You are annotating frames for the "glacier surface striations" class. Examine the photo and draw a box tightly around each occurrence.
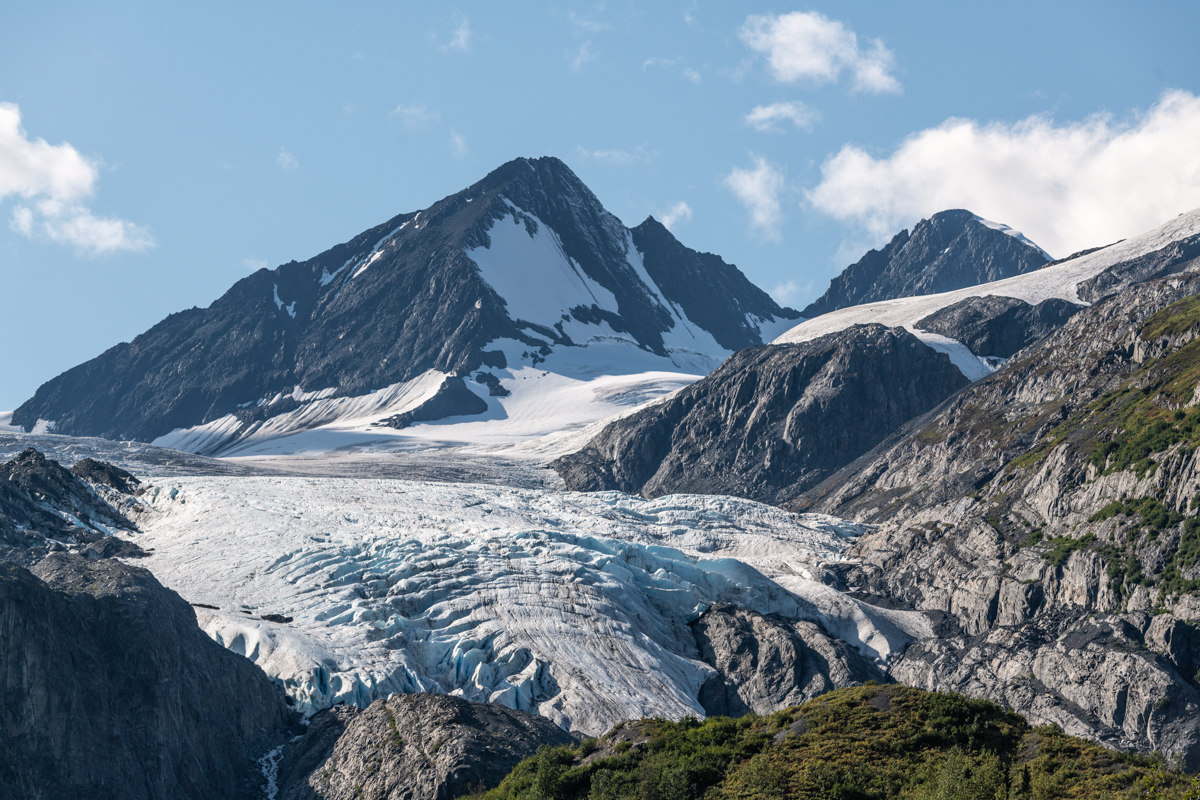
[129,476,926,735]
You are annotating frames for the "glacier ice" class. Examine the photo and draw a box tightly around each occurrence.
[130,477,927,734]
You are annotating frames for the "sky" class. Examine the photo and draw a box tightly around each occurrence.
[2,2,1200,410]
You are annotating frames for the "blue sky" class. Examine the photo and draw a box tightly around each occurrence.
[3,2,1200,410]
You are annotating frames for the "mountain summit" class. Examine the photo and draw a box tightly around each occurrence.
[14,157,797,452]
[800,209,1051,318]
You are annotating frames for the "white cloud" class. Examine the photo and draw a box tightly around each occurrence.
[445,15,473,53]
[573,145,651,165]
[0,102,152,254]
[745,101,820,133]
[725,155,785,241]
[660,201,693,230]
[571,41,596,71]
[808,90,1200,259]
[683,1,699,28]
[391,103,440,130]
[244,258,268,272]
[739,11,900,94]
[642,57,679,69]
[682,68,701,84]
[449,130,469,158]
[769,279,812,305]
[277,148,299,170]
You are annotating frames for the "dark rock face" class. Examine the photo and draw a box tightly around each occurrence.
[274,693,575,800]
[691,604,883,718]
[1076,232,1200,302]
[795,274,1200,766]
[552,324,969,505]
[13,157,794,445]
[914,295,1083,359]
[374,376,489,429]
[69,457,141,494]
[630,216,799,350]
[0,448,139,565]
[800,209,1050,318]
[0,554,293,800]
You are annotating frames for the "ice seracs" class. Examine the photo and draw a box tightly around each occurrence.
[130,477,929,734]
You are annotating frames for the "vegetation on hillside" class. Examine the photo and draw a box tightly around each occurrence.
[465,685,1199,800]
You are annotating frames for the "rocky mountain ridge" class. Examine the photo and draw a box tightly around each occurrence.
[799,209,1051,318]
[552,324,969,504]
[13,157,797,448]
[793,273,1200,766]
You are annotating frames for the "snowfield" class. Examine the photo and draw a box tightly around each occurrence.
[777,206,1200,377]
[146,199,797,462]
[131,477,931,734]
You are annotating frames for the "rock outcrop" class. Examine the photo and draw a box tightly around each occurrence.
[553,324,969,505]
[796,273,1200,766]
[691,604,883,717]
[914,296,1082,359]
[800,209,1049,318]
[0,554,294,799]
[0,448,141,565]
[274,693,575,800]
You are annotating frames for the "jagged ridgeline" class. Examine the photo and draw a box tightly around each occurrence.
[470,685,1199,800]
[11,157,797,449]
[796,273,1200,765]
[799,209,1051,318]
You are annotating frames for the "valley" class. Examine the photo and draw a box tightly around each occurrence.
[5,156,1200,797]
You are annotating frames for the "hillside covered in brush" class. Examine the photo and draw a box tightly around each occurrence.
[471,684,1197,800]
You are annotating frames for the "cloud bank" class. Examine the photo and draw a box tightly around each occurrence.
[740,12,900,94]
[0,102,152,254]
[808,90,1200,258]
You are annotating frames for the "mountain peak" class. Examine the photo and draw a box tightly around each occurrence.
[13,157,797,452]
[800,209,1052,318]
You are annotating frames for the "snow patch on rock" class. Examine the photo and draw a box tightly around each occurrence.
[776,207,1200,379]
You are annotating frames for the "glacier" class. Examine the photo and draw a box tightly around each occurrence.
[128,476,932,735]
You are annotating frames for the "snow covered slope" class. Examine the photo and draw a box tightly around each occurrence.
[777,207,1200,378]
[129,477,931,735]
[15,157,797,455]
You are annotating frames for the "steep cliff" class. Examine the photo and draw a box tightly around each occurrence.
[273,693,575,800]
[797,273,1200,766]
[0,555,293,799]
[553,324,968,504]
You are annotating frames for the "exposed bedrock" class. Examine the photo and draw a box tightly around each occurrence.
[914,295,1083,359]
[0,447,143,565]
[553,323,969,505]
[691,604,884,718]
[796,273,1200,766]
[0,555,293,800]
[274,693,575,800]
